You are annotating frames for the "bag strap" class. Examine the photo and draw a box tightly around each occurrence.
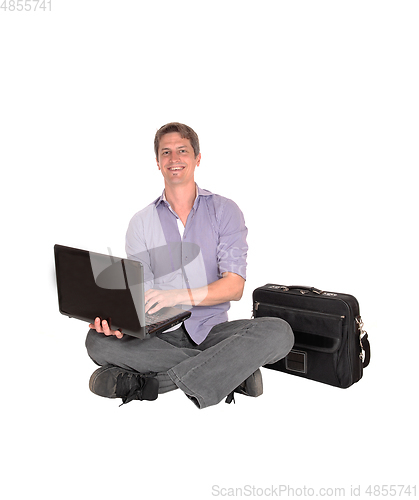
[361,333,371,368]
[356,317,371,368]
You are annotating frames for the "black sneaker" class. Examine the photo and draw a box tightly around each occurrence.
[225,368,263,404]
[89,365,159,405]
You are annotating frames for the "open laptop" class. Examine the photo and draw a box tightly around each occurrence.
[54,244,191,339]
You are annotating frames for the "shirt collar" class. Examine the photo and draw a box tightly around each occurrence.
[155,184,212,207]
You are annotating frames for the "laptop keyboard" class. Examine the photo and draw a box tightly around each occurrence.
[145,308,177,326]
[144,306,190,334]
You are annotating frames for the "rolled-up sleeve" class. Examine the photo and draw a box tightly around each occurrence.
[217,199,248,280]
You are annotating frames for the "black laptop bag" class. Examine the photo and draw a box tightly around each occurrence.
[252,284,371,388]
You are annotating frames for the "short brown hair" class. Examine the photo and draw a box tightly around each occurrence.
[154,122,200,159]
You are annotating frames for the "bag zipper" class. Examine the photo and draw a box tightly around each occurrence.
[253,301,345,319]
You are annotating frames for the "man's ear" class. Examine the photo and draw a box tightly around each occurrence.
[156,158,160,170]
[196,153,201,167]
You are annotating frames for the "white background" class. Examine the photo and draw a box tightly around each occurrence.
[1,1,418,499]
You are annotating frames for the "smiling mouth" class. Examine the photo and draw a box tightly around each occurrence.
[168,166,185,171]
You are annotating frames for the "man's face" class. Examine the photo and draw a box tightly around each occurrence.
[156,132,201,187]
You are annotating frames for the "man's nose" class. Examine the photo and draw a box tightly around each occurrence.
[170,152,180,162]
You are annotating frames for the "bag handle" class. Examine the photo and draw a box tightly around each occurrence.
[286,285,324,295]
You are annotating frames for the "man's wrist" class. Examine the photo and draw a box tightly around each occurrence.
[187,287,195,306]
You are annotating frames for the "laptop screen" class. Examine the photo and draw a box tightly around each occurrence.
[55,245,144,336]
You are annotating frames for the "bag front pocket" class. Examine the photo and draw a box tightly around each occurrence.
[255,302,346,387]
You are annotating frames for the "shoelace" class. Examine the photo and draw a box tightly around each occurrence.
[225,391,235,404]
[116,372,146,406]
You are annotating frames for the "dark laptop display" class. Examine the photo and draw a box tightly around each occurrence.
[54,244,191,338]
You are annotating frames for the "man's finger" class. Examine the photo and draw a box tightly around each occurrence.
[144,289,156,301]
[94,317,103,333]
[102,320,112,336]
[145,300,161,314]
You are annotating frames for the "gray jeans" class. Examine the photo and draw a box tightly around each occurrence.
[85,317,294,409]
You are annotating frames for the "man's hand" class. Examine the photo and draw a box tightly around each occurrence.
[144,273,245,313]
[144,289,183,314]
[89,317,124,339]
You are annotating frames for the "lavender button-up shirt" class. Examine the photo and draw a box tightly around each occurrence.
[125,185,248,344]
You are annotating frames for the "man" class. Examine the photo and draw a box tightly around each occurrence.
[86,122,293,409]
